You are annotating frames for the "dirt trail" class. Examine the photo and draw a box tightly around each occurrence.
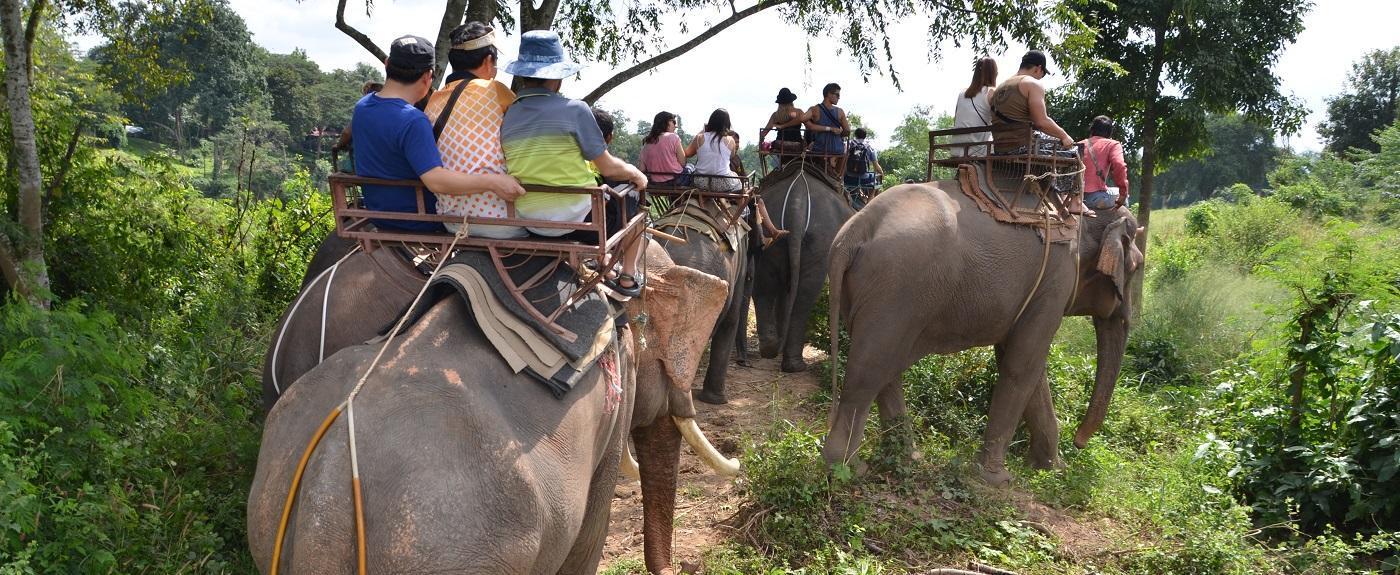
[600,344,827,570]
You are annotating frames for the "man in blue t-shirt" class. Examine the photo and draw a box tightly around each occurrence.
[352,34,523,230]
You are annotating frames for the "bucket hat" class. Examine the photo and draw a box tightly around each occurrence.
[504,30,584,79]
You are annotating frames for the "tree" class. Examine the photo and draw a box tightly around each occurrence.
[877,106,952,186]
[264,49,323,138]
[1052,0,1309,313]
[1,0,51,305]
[1317,47,1400,154]
[333,0,1095,103]
[1154,113,1280,207]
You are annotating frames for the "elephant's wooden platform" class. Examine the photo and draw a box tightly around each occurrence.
[646,177,753,252]
[326,169,646,338]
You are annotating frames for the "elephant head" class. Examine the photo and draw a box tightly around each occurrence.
[1069,207,1145,448]
[623,243,734,573]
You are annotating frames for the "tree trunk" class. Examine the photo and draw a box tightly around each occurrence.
[581,0,797,105]
[1131,21,1168,318]
[432,0,472,88]
[519,0,561,32]
[0,0,50,307]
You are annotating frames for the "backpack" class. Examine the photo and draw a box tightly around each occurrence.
[846,141,870,175]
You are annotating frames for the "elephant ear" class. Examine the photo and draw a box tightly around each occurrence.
[631,252,729,394]
[1096,217,1131,299]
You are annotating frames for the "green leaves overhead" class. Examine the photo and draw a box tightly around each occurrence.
[1318,47,1400,155]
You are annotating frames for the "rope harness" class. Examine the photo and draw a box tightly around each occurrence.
[1009,164,1086,328]
[268,244,363,396]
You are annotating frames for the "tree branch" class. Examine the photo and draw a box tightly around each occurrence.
[48,119,82,199]
[0,234,20,293]
[336,0,386,62]
[581,0,797,104]
[432,0,470,88]
[22,0,43,75]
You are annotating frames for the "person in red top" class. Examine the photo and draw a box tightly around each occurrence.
[1079,115,1130,210]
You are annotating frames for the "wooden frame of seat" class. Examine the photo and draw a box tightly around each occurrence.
[926,125,1084,216]
[328,171,646,342]
[644,172,755,234]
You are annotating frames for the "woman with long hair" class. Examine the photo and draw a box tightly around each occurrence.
[639,110,686,184]
[952,56,998,156]
[760,87,806,167]
[685,109,788,245]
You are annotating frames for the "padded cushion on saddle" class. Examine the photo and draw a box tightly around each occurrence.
[652,199,749,252]
[958,163,1080,244]
[401,251,617,397]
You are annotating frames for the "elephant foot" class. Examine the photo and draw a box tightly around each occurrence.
[780,359,809,373]
[735,357,754,368]
[1027,451,1064,471]
[758,340,780,359]
[694,389,728,405]
[977,464,1013,487]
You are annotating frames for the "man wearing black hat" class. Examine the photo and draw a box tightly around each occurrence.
[351,34,522,231]
[989,50,1074,154]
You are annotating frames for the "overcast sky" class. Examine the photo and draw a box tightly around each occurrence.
[173,0,1400,150]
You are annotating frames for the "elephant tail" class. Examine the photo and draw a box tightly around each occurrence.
[826,241,852,427]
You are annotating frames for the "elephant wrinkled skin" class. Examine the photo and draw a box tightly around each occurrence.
[248,244,734,574]
[824,182,1142,484]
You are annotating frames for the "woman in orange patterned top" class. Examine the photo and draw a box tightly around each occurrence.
[425,22,523,238]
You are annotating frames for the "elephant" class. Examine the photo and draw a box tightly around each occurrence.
[822,182,1143,485]
[753,160,855,372]
[261,242,425,411]
[247,243,737,574]
[653,202,754,404]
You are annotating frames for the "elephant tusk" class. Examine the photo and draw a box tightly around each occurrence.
[672,416,740,477]
[620,441,641,482]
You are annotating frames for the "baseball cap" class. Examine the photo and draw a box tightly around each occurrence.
[1021,50,1052,75]
[387,35,435,74]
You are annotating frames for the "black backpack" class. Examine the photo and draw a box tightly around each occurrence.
[846,141,870,175]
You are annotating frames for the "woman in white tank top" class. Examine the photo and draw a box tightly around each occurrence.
[951,57,998,157]
[685,109,742,192]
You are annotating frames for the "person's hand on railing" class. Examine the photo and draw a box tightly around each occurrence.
[622,164,648,193]
[480,173,526,201]
[1060,136,1076,149]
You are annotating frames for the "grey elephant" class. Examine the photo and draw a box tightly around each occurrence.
[247,244,737,574]
[753,160,854,372]
[262,242,423,410]
[823,183,1142,484]
[654,203,754,404]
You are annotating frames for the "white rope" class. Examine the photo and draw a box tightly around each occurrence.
[269,244,362,395]
[319,262,341,363]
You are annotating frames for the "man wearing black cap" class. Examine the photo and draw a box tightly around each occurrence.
[351,34,522,231]
[989,50,1074,154]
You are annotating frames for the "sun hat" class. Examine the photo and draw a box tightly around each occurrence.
[503,30,584,80]
[775,87,797,104]
[387,35,435,74]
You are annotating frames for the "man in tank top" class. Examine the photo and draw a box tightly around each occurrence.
[989,50,1074,153]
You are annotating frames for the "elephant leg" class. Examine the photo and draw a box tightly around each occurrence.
[696,292,744,405]
[874,380,913,460]
[979,321,1057,486]
[779,262,824,372]
[1022,369,1062,470]
[557,428,626,575]
[755,279,783,359]
[734,272,755,367]
[822,326,909,474]
[632,417,682,575]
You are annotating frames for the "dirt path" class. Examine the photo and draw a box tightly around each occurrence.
[600,343,828,570]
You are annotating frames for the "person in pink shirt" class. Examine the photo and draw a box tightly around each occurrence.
[1079,115,1130,210]
[639,111,686,184]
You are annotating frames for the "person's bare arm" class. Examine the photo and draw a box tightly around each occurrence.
[673,136,686,166]
[839,110,851,137]
[591,150,647,191]
[419,168,524,201]
[1024,80,1073,147]
[803,106,825,132]
[684,133,702,158]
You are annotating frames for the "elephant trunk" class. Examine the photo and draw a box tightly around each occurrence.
[633,418,681,574]
[1075,314,1129,448]
[674,416,741,476]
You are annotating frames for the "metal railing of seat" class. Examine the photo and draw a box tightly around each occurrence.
[926,125,1084,215]
[643,171,755,233]
[326,164,646,342]
[755,126,849,179]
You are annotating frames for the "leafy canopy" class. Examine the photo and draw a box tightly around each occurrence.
[1318,47,1400,155]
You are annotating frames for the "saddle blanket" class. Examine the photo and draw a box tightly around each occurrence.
[958,163,1079,244]
[402,251,618,398]
[652,198,749,252]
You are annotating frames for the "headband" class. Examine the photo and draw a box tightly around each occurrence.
[452,31,496,51]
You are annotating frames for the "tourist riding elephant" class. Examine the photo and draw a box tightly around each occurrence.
[823,182,1142,485]
[247,244,737,574]
[261,242,425,410]
[654,203,754,404]
[753,160,855,372]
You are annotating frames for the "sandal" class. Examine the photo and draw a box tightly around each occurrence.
[604,273,644,298]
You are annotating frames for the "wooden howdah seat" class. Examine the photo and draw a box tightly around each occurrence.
[927,125,1085,228]
[755,126,849,179]
[643,172,755,238]
[326,162,647,337]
